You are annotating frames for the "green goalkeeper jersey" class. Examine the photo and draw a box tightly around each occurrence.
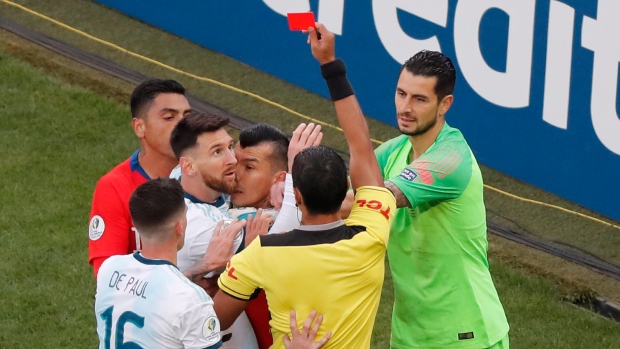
[376,122,509,349]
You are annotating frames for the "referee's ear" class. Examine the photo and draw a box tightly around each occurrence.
[294,188,303,208]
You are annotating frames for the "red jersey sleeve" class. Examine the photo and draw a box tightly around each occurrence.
[88,174,133,277]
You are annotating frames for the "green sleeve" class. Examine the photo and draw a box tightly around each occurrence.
[375,141,392,178]
[388,142,472,208]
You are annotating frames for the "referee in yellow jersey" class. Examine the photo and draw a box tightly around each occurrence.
[214,23,396,349]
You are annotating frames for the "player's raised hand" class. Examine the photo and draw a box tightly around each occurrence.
[283,310,332,349]
[288,123,323,172]
[245,209,275,245]
[306,23,335,65]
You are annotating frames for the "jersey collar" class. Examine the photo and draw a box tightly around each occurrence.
[133,252,177,268]
[297,220,345,231]
[129,150,151,180]
[184,192,226,207]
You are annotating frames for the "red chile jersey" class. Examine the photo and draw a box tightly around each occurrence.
[89,151,150,276]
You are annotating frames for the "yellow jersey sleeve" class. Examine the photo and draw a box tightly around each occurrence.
[344,186,396,245]
[217,238,263,300]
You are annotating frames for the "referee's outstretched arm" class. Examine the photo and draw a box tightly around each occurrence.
[307,23,384,190]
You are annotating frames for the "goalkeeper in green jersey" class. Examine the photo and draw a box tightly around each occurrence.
[373,51,510,348]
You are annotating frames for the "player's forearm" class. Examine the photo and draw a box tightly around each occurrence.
[322,59,384,188]
[333,96,383,188]
[268,174,300,234]
[182,260,220,283]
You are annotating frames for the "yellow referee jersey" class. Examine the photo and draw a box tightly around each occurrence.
[218,186,395,349]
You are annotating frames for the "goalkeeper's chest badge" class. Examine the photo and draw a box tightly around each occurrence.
[89,215,106,241]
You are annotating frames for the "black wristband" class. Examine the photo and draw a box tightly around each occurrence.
[320,59,354,101]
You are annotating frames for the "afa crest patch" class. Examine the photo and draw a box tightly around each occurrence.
[399,168,418,182]
[89,215,105,241]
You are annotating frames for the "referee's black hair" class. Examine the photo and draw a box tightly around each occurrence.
[400,50,456,102]
[129,178,185,237]
[170,111,229,159]
[130,79,186,119]
[292,146,348,215]
[238,124,289,173]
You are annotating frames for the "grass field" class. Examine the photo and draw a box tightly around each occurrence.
[1,0,620,347]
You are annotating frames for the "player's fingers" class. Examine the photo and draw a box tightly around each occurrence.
[301,310,317,335]
[291,123,306,144]
[289,310,298,333]
[308,314,322,339]
[228,219,246,236]
[298,123,314,145]
[306,124,322,146]
[261,216,275,234]
[246,213,254,231]
[213,220,225,237]
[315,331,332,348]
[283,333,292,348]
[313,132,323,147]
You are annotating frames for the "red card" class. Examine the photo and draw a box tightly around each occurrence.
[287,12,316,31]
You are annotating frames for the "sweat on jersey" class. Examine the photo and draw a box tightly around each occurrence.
[375,123,509,349]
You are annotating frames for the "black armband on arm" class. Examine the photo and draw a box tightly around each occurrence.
[320,59,355,101]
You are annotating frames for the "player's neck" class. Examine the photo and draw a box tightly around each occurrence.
[140,245,178,266]
[181,177,222,203]
[300,212,341,226]
[408,119,445,161]
[138,147,178,179]
[253,196,273,209]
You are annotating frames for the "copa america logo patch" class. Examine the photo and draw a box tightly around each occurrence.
[89,215,105,241]
[399,168,418,181]
[202,316,221,342]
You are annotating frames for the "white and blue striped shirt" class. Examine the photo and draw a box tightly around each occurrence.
[95,253,222,349]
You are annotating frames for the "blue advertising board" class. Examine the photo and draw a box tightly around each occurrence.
[95,0,620,221]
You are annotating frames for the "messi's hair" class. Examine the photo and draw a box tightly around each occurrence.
[238,123,290,173]
[170,111,230,159]
[130,79,186,119]
[129,178,185,236]
[292,146,348,215]
[401,50,456,102]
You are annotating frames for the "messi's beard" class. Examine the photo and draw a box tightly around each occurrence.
[200,171,236,195]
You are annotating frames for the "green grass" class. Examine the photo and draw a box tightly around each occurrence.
[2,37,620,349]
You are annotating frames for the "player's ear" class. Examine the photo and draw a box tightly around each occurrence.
[438,94,454,117]
[175,210,187,238]
[273,170,287,184]
[294,187,303,207]
[180,156,195,176]
[132,117,145,139]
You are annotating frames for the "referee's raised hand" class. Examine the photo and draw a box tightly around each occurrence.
[306,23,335,65]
